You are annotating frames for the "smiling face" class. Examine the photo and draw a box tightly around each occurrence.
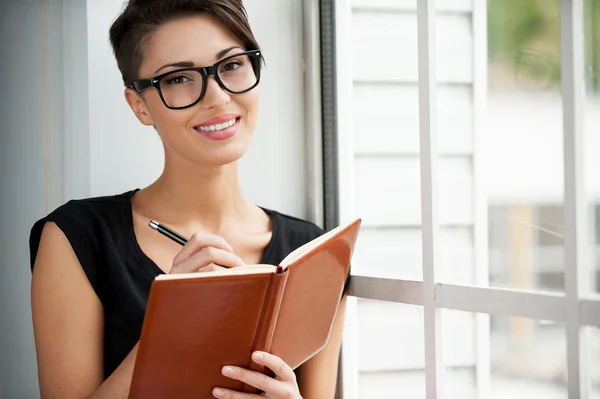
[125,14,261,167]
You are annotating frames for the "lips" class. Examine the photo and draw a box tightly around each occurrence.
[193,117,240,141]
[194,114,241,130]
[194,117,238,133]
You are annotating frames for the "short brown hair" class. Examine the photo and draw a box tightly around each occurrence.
[109,0,261,87]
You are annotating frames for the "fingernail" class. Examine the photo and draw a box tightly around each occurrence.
[253,352,264,361]
[222,366,234,376]
[213,388,224,398]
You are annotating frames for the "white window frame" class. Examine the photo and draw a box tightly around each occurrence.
[302,0,600,398]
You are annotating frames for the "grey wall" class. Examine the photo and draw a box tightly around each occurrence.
[0,0,310,397]
[0,1,60,397]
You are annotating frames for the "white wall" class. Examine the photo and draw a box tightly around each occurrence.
[0,0,311,397]
[62,1,91,201]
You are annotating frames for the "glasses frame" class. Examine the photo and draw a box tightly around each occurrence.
[129,49,263,110]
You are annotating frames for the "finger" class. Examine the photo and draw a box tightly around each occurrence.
[174,232,234,263]
[219,366,290,398]
[251,351,297,383]
[197,263,229,273]
[189,247,246,269]
[173,232,234,264]
[172,247,245,274]
[211,387,261,399]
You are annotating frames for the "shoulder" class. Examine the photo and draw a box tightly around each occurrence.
[264,208,352,296]
[29,190,136,271]
[29,190,137,303]
[260,208,325,265]
[33,190,134,224]
[268,209,325,246]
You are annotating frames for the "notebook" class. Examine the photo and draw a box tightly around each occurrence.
[128,218,361,399]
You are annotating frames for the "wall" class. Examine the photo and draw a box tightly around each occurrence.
[0,1,64,397]
[0,0,310,396]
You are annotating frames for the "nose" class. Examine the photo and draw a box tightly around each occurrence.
[200,76,230,109]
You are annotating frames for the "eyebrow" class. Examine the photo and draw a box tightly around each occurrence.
[154,46,245,74]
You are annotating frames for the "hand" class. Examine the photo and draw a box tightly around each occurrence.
[212,351,302,399]
[170,231,246,274]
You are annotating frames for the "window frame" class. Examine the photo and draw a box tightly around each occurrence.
[304,0,600,397]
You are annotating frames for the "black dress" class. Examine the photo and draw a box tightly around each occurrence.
[29,189,350,379]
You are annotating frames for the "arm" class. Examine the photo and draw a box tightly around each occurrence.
[296,294,348,399]
[31,222,137,399]
[31,222,245,399]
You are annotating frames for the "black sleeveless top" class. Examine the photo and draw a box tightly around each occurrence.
[28,190,350,379]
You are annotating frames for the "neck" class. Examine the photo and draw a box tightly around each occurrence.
[139,156,253,231]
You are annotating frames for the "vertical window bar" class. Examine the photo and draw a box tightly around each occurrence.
[303,0,324,228]
[320,0,340,232]
[327,0,358,397]
[561,0,591,397]
[417,1,444,397]
[472,1,491,397]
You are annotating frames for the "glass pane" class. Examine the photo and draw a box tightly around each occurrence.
[444,310,567,398]
[356,299,425,398]
[349,2,421,281]
[490,315,566,398]
[584,0,600,293]
[592,327,600,397]
[348,1,475,281]
[442,310,477,398]
[486,0,565,292]
[489,205,565,291]
[595,205,600,292]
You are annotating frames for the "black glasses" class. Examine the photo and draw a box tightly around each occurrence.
[129,49,263,110]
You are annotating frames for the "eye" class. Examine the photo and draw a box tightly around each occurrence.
[221,60,243,73]
[165,75,191,85]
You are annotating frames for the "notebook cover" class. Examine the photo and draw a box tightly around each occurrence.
[241,270,288,394]
[269,218,361,369]
[129,272,278,399]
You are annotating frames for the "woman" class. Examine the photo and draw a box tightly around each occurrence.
[29,1,348,398]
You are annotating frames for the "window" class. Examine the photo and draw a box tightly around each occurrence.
[316,0,600,397]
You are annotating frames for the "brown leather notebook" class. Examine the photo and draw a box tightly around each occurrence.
[128,218,361,399]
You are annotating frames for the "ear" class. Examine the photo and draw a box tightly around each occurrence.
[124,88,155,126]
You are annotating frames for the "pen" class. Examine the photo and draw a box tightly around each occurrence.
[149,220,188,246]
[148,220,233,269]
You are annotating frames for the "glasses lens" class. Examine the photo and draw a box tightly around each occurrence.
[159,70,204,108]
[217,53,259,93]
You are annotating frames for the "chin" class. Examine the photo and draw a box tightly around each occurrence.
[168,126,254,167]
[196,143,250,167]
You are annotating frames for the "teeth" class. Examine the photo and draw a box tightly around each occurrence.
[197,118,237,132]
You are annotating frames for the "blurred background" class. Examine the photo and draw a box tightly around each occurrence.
[1,0,599,398]
[347,0,600,397]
